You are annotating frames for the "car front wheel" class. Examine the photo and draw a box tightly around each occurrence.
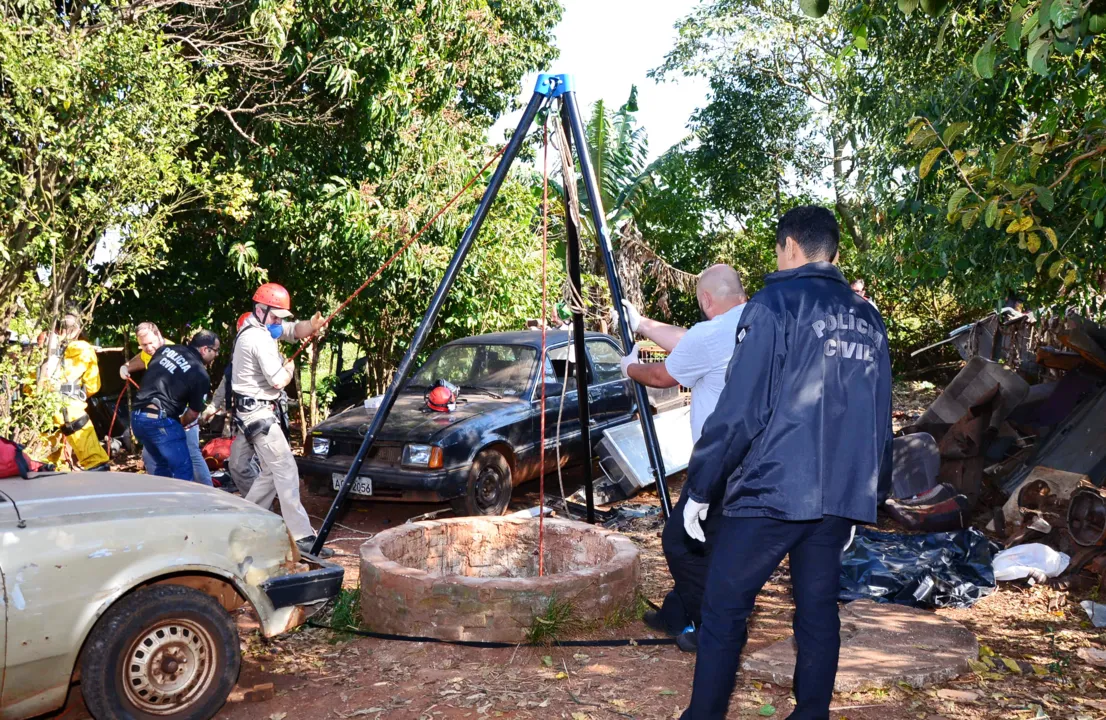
[80,584,241,720]
[451,449,512,516]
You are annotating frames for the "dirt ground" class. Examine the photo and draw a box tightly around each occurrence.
[55,381,1106,719]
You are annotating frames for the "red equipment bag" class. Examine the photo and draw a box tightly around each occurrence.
[202,436,235,471]
[0,437,43,479]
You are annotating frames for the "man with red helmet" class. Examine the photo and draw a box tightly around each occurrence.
[228,283,328,555]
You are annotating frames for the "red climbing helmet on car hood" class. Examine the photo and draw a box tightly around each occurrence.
[425,380,459,412]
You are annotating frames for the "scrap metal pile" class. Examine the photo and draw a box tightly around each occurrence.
[889,309,1106,599]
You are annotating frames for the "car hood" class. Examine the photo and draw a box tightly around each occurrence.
[0,471,276,523]
[313,391,526,442]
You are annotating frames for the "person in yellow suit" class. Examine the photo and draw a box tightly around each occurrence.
[38,313,111,471]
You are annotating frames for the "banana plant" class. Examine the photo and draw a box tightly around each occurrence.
[551,86,691,245]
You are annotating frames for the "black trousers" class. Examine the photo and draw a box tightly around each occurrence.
[682,514,854,720]
[656,488,724,634]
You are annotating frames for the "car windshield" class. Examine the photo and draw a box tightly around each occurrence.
[408,344,537,397]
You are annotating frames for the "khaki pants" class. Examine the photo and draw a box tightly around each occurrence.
[230,421,314,541]
[227,433,261,497]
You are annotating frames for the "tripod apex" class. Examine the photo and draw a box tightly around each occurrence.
[535,73,575,97]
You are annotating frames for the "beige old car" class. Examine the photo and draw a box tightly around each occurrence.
[0,471,343,720]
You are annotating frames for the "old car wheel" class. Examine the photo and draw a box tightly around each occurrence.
[451,450,512,516]
[80,585,241,720]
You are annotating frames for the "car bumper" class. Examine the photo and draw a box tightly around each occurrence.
[296,455,472,501]
[260,552,344,609]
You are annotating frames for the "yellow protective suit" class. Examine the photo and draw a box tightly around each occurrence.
[43,340,110,470]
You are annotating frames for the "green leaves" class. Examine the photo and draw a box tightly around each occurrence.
[1005,19,1023,49]
[1027,38,1051,74]
[853,25,869,51]
[984,198,1000,228]
[898,0,921,16]
[994,144,1018,174]
[942,122,971,146]
[907,123,939,148]
[1048,0,1079,29]
[1041,227,1058,248]
[920,0,948,17]
[799,0,830,18]
[919,147,943,178]
[972,39,996,79]
[960,207,980,229]
[1034,185,1054,211]
[948,188,971,216]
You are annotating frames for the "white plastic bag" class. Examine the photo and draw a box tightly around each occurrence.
[992,543,1070,583]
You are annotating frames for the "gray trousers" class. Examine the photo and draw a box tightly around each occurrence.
[229,420,314,541]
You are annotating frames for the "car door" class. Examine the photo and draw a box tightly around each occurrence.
[0,560,6,699]
[584,338,635,432]
[536,344,585,470]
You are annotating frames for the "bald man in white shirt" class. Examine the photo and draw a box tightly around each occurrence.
[616,264,748,652]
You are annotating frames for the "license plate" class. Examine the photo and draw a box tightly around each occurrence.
[333,472,372,496]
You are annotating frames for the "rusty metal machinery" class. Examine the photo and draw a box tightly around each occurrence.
[1068,484,1106,547]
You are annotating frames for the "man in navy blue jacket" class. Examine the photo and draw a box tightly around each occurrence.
[680,206,892,720]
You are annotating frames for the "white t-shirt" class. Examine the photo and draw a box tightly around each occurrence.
[664,303,746,443]
[231,317,297,401]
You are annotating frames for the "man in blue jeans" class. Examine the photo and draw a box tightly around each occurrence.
[122,322,214,486]
[131,331,220,481]
[680,207,893,720]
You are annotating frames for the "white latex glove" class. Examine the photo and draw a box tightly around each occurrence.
[199,404,217,424]
[619,342,640,379]
[119,364,131,380]
[842,524,856,555]
[613,299,642,333]
[683,498,709,542]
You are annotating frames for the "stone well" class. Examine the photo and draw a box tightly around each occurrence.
[359,517,640,642]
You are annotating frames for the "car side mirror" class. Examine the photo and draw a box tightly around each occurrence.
[540,381,564,398]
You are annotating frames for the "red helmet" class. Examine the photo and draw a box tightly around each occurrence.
[236,312,252,331]
[426,385,455,413]
[253,283,291,310]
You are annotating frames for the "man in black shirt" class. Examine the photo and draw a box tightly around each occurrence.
[131,330,220,481]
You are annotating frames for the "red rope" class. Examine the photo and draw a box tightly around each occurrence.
[287,143,510,363]
[538,120,549,577]
[105,376,140,456]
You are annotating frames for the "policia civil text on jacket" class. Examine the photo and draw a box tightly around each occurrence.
[679,206,893,720]
[131,331,220,481]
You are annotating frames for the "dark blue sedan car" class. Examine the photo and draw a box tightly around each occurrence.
[296,331,679,515]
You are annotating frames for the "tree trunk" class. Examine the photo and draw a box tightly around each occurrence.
[293,360,308,448]
[308,341,320,427]
[832,135,869,253]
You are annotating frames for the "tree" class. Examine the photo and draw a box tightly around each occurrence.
[0,1,248,321]
[688,70,820,220]
[889,0,1106,311]
[87,0,562,392]
[653,0,874,250]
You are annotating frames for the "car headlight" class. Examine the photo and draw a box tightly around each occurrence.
[311,437,330,456]
[402,444,443,469]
